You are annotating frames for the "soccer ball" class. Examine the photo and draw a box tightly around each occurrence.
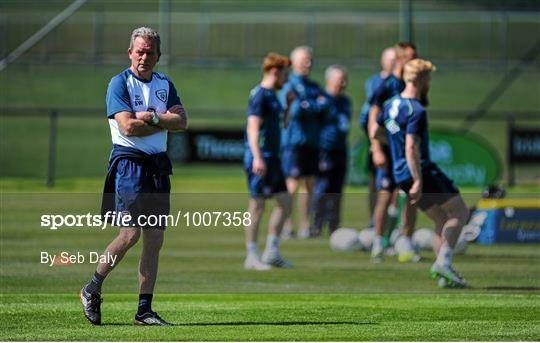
[357,227,375,251]
[412,227,468,254]
[412,228,435,250]
[330,228,361,252]
[438,277,449,288]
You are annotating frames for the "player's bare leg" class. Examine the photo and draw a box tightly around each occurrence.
[401,200,416,237]
[439,195,469,248]
[286,177,300,194]
[268,192,292,237]
[244,197,270,270]
[425,195,469,287]
[371,189,392,262]
[246,197,265,246]
[139,228,164,294]
[135,228,167,322]
[398,200,419,262]
[132,228,172,326]
[262,192,293,268]
[81,228,141,325]
[367,173,377,227]
[281,177,300,239]
[96,228,141,276]
[297,176,315,238]
[425,205,446,255]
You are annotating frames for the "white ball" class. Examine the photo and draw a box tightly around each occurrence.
[357,227,375,251]
[438,277,448,288]
[330,228,361,252]
[412,228,435,251]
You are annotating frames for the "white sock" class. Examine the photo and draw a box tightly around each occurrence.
[265,234,279,253]
[246,242,258,257]
[372,235,383,251]
[402,236,414,252]
[387,205,399,217]
[436,242,453,267]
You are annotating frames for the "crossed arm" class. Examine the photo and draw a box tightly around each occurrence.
[114,104,188,137]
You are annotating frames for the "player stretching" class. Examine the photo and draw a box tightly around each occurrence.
[243,53,293,270]
[374,59,469,288]
[81,27,188,325]
[368,42,418,263]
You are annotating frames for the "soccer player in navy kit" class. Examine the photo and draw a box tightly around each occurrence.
[279,46,326,239]
[311,65,351,236]
[368,42,418,263]
[80,27,188,326]
[359,47,396,225]
[244,53,293,270]
[374,59,469,288]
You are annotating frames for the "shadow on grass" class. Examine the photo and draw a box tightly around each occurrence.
[102,321,376,327]
[482,286,540,291]
[464,253,539,261]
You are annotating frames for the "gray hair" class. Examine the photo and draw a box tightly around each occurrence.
[290,45,313,60]
[325,64,347,80]
[129,27,161,55]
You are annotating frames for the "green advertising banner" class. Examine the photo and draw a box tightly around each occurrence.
[350,129,502,187]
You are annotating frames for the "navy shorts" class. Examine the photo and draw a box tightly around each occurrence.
[362,127,376,174]
[114,159,171,229]
[400,164,459,211]
[375,145,396,191]
[367,151,376,174]
[316,149,347,194]
[245,156,287,198]
[282,146,319,178]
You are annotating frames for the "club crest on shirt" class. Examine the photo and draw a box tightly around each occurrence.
[155,89,167,103]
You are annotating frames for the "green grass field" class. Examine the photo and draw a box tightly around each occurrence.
[1,168,539,341]
[2,1,539,339]
[2,294,539,341]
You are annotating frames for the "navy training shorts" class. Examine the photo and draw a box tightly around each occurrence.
[244,155,287,198]
[400,163,459,211]
[114,158,171,229]
[375,145,396,192]
[281,146,319,179]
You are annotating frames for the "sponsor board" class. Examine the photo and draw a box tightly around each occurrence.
[351,129,502,186]
[475,199,540,244]
[168,130,244,163]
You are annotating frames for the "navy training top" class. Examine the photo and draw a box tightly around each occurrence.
[377,96,431,184]
[244,85,283,159]
[359,73,384,134]
[320,93,352,151]
[279,73,326,149]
